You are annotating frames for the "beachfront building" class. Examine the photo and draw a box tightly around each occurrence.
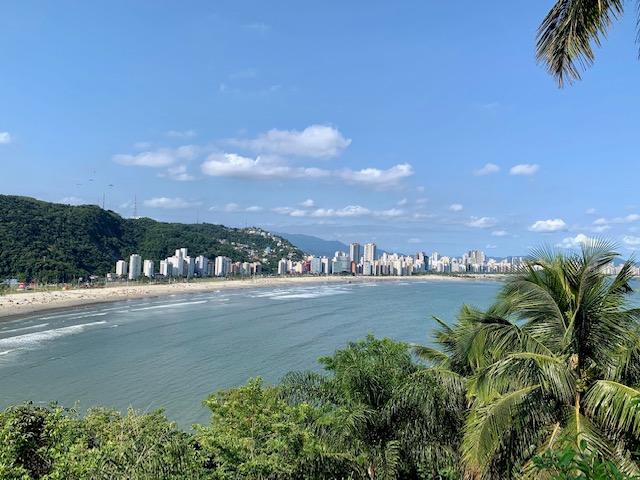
[331,252,350,274]
[349,243,361,265]
[214,256,231,277]
[115,260,128,277]
[364,243,377,263]
[195,255,209,277]
[143,259,154,278]
[129,254,142,280]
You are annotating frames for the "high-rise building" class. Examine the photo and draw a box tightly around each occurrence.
[214,256,231,277]
[115,260,128,277]
[364,243,377,263]
[143,259,154,278]
[129,254,142,280]
[349,243,361,265]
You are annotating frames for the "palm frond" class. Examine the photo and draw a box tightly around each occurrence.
[476,352,576,405]
[583,380,640,437]
[461,385,543,477]
[536,0,625,87]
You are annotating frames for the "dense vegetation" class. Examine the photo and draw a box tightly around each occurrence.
[0,195,304,281]
[1,240,639,479]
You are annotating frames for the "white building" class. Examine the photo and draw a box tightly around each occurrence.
[214,256,231,277]
[364,243,377,263]
[143,259,154,278]
[115,260,128,277]
[129,254,142,280]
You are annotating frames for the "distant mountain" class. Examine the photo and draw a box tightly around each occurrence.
[275,233,350,258]
[0,195,304,281]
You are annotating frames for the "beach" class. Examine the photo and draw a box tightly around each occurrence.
[0,274,500,321]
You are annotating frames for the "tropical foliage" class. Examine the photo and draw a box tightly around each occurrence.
[280,336,465,479]
[417,239,640,478]
[536,0,633,86]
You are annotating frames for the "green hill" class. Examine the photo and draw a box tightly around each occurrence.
[0,195,304,282]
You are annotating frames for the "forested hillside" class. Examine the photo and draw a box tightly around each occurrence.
[0,195,303,281]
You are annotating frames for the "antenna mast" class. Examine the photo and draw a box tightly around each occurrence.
[132,196,138,219]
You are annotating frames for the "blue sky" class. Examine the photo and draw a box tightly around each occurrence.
[1,1,639,257]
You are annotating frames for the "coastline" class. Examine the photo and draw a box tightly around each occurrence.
[0,274,504,322]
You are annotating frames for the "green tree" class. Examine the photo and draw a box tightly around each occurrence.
[418,240,640,478]
[281,336,465,480]
[196,377,351,479]
[536,0,631,86]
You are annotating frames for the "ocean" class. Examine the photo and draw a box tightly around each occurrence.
[0,280,500,428]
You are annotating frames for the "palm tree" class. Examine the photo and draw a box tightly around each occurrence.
[280,335,466,480]
[418,239,640,478]
[536,0,631,86]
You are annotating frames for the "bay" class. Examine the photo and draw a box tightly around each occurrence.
[0,280,500,428]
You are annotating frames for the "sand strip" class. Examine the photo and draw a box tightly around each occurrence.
[0,274,502,321]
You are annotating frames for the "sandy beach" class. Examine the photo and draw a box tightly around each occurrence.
[0,274,501,321]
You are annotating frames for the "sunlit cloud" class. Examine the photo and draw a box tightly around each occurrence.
[228,124,351,159]
[510,164,539,176]
[300,199,315,207]
[448,204,463,212]
[201,153,329,180]
[473,163,500,176]
[0,132,11,144]
[114,146,199,168]
[557,233,590,249]
[468,217,498,228]
[529,219,567,232]
[339,164,413,190]
[144,197,202,209]
[491,230,509,237]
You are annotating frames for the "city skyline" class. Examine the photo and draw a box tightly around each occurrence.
[1,2,639,257]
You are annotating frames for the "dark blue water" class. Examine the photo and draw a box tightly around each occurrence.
[0,280,499,427]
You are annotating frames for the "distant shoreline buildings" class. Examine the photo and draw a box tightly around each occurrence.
[111,241,637,281]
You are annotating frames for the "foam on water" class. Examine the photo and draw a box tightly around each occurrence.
[0,321,107,351]
[1,323,49,335]
[130,300,208,311]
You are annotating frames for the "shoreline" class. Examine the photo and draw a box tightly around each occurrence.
[0,274,504,322]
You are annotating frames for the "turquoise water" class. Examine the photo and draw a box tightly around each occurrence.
[0,280,500,428]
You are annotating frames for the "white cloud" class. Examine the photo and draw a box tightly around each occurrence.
[485,244,498,249]
[300,199,315,207]
[209,203,243,213]
[586,208,597,215]
[557,234,590,249]
[163,165,195,181]
[468,217,498,228]
[0,132,11,144]
[396,198,408,206]
[144,197,201,209]
[473,163,500,176]
[491,230,509,237]
[510,164,539,176]
[134,141,151,150]
[407,238,421,244]
[272,205,403,219]
[591,225,610,233]
[59,196,85,205]
[415,198,428,206]
[229,124,351,159]
[623,235,640,247]
[201,153,329,180]
[246,206,264,212]
[167,130,197,138]
[594,214,640,226]
[339,164,413,189]
[529,219,567,232]
[114,146,199,168]
[448,204,463,212]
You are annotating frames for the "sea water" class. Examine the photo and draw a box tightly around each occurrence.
[0,280,500,428]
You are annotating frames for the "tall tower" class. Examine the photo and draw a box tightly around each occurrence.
[364,243,377,263]
[349,243,361,264]
[132,196,138,219]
